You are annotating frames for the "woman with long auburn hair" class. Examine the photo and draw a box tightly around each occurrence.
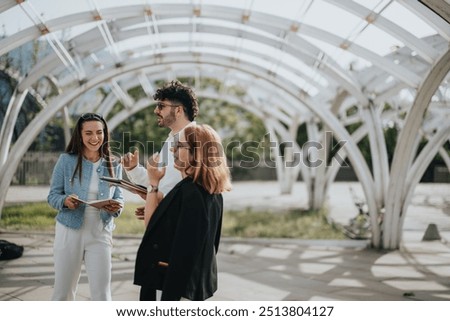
[134,124,231,301]
[177,124,232,194]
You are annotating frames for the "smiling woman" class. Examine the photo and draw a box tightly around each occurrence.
[80,120,104,160]
[65,113,112,181]
[46,113,124,301]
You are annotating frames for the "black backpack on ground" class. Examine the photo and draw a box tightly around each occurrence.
[0,240,24,260]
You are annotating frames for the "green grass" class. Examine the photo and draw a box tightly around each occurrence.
[222,208,345,239]
[0,202,57,231]
[0,202,345,239]
[0,202,146,235]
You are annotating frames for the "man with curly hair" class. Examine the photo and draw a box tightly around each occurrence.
[122,80,199,197]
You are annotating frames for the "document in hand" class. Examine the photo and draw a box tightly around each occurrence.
[100,176,147,194]
[71,197,121,210]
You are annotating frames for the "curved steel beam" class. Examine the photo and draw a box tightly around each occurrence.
[49,50,317,116]
[92,70,296,128]
[0,0,15,13]
[0,57,375,227]
[399,0,450,40]
[20,22,352,103]
[326,0,439,63]
[2,3,424,99]
[0,88,29,165]
[384,48,450,249]
[400,124,450,242]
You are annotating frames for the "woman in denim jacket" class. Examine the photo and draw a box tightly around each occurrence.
[47,113,123,300]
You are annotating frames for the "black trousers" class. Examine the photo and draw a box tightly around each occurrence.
[139,285,157,301]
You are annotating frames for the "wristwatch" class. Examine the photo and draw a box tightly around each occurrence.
[147,184,159,193]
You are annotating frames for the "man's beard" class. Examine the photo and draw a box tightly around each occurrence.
[158,110,176,128]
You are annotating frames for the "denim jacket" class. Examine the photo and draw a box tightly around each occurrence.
[47,153,124,231]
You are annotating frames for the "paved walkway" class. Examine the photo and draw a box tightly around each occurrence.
[1,181,450,301]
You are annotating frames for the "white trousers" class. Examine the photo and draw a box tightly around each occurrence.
[52,213,113,301]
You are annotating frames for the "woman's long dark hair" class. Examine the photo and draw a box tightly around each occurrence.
[65,113,115,182]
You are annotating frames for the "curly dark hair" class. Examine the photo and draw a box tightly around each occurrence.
[153,80,199,121]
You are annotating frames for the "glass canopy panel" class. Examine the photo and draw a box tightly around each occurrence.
[0,0,94,36]
[191,32,329,91]
[0,0,447,104]
[381,1,438,38]
[0,5,33,35]
[251,0,305,21]
[93,0,154,10]
[354,0,392,11]
[26,0,90,21]
[61,22,100,40]
[302,1,364,40]
[202,0,250,11]
[301,35,372,71]
[353,24,405,57]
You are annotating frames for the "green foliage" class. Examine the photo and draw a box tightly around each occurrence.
[344,121,400,171]
[356,136,372,171]
[296,123,309,147]
[2,66,448,178]
[32,116,66,151]
[346,105,358,117]
[111,106,169,160]
[384,126,398,164]
[114,203,146,235]
[111,77,269,163]
[1,70,48,149]
[196,99,267,160]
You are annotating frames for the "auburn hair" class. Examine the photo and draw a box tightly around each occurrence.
[183,124,231,194]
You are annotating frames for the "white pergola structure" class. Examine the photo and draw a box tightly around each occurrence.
[0,0,449,250]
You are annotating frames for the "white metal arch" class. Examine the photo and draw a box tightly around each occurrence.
[384,48,450,249]
[1,3,430,97]
[0,56,377,238]
[3,0,440,159]
[398,0,450,40]
[16,14,365,103]
[92,68,298,128]
[0,0,449,250]
[327,0,440,63]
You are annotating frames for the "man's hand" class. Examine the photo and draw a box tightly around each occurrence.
[122,150,139,170]
[147,152,166,186]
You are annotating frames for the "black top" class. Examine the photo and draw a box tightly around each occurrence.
[134,177,223,301]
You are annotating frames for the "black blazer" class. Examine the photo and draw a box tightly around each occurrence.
[134,177,223,301]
